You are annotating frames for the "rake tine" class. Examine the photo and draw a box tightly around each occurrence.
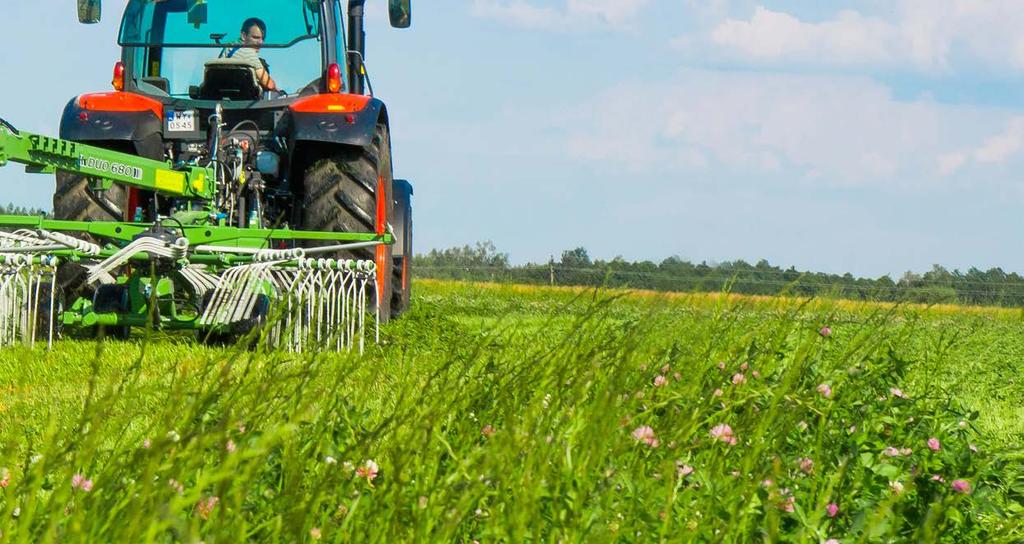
[46,267,56,349]
[0,255,55,348]
[190,255,380,353]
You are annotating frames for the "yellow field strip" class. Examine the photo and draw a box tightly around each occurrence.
[416,279,1024,319]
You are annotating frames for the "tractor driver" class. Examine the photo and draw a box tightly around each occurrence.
[219,17,278,92]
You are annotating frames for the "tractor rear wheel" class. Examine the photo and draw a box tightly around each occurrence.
[53,139,132,223]
[52,141,129,300]
[300,124,402,321]
[53,171,127,224]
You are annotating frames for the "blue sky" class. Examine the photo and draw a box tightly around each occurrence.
[3,1,1024,278]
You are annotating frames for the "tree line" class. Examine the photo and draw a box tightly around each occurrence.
[1,203,48,217]
[414,242,1024,308]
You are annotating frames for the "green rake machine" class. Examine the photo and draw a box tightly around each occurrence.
[0,0,415,351]
[0,119,388,352]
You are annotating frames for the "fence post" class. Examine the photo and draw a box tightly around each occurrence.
[549,256,555,286]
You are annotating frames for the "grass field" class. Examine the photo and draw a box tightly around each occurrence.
[0,279,1023,542]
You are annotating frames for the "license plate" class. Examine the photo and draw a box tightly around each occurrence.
[166,110,196,132]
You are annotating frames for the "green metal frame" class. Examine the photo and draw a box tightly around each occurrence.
[0,124,213,201]
[0,216,392,250]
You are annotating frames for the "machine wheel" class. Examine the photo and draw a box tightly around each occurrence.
[34,282,64,343]
[301,123,401,321]
[52,142,130,301]
[230,294,272,338]
[199,291,271,346]
[92,283,131,340]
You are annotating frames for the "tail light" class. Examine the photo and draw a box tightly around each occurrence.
[112,61,125,91]
[326,63,342,93]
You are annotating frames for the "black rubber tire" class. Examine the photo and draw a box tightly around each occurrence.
[230,294,272,338]
[300,124,400,321]
[92,283,131,340]
[199,291,271,347]
[34,282,64,343]
[53,171,127,224]
[52,142,130,302]
[52,138,133,223]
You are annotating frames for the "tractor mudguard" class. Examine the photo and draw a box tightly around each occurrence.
[289,97,386,148]
[59,96,164,159]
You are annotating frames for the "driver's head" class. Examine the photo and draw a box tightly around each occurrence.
[240,17,267,50]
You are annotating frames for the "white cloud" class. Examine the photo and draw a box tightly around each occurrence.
[556,70,1010,186]
[690,1,1024,73]
[710,7,896,66]
[470,0,650,30]
[566,0,650,26]
[940,117,1024,174]
[974,118,1024,163]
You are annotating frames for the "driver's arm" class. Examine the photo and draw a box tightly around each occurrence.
[255,65,277,91]
[237,49,277,91]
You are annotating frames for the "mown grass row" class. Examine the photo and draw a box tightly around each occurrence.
[0,280,1021,542]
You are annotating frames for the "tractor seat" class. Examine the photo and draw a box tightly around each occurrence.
[197,58,261,101]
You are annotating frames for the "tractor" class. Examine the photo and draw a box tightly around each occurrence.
[0,0,414,350]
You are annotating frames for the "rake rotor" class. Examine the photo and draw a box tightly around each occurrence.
[0,120,400,353]
[0,226,383,352]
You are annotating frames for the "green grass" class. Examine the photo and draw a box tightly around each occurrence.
[0,280,1022,542]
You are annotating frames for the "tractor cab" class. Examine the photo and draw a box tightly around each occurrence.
[116,0,336,102]
[79,0,409,101]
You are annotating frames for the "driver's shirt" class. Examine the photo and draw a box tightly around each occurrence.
[218,46,263,73]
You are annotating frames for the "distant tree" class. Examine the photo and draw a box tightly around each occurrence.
[923,264,953,286]
[414,240,509,269]
[560,247,591,268]
[2,203,48,217]
[899,271,921,287]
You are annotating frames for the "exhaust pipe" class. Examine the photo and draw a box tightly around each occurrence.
[347,0,367,95]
